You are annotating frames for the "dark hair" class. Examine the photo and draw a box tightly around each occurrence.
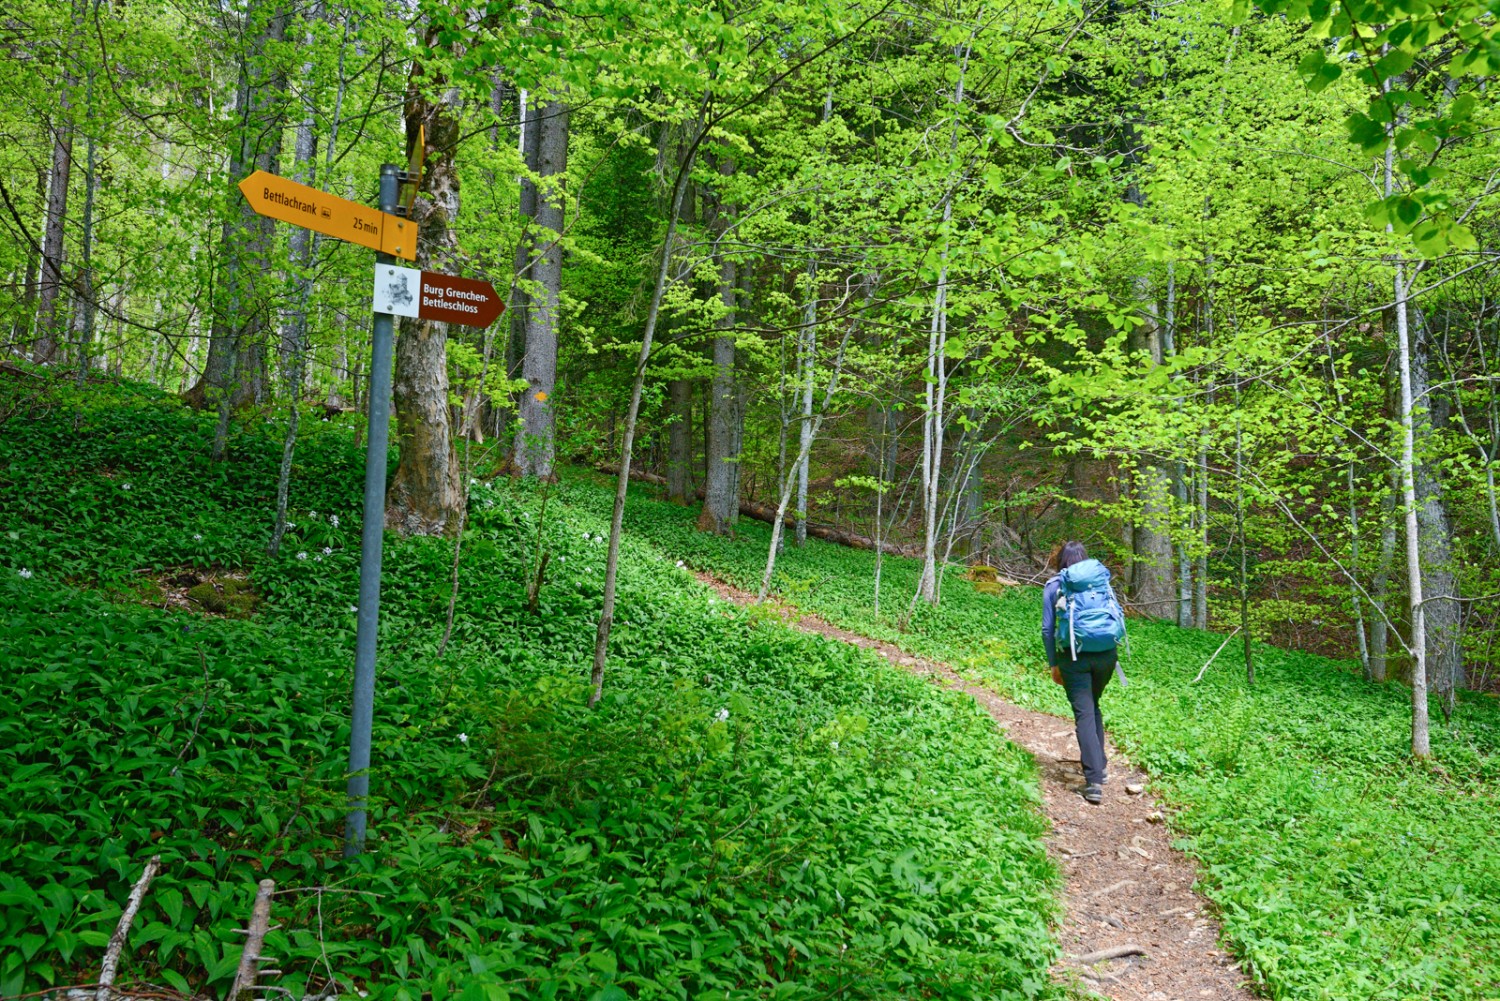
[1049,541,1087,572]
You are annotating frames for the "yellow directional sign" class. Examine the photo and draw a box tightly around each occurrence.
[400,124,426,215]
[237,170,416,261]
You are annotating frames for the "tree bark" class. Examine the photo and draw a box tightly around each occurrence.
[1369,471,1398,682]
[1413,314,1462,717]
[187,2,287,423]
[666,377,692,503]
[11,172,42,347]
[759,325,856,600]
[386,44,464,537]
[1163,262,1194,628]
[1393,256,1430,757]
[270,3,331,557]
[1127,275,1177,617]
[513,98,569,477]
[794,259,817,547]
[698,158,741,534]
[34,5,80,364]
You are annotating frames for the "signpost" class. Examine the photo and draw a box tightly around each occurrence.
[237,170,416,261]
[372,266,504,328]
[399,125,427,217]
[239,159,505,857]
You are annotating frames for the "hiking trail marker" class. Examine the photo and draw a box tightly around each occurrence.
[238,170,416,261]
[240,159,503,859]
[372,265,504,328]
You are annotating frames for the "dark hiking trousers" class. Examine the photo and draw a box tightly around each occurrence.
[1058,648,1116,785]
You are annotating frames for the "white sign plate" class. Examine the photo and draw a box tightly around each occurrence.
[373,265,421,318]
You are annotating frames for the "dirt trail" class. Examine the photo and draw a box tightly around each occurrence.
[696,573,1256,1001]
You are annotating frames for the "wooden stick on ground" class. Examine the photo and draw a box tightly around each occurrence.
[97,854,161,1001]
[228,879,277,1001]
[1193,626,1242,683]
[1071,943,1146,964]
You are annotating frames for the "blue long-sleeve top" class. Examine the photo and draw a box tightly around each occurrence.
[1041,575,1063,666]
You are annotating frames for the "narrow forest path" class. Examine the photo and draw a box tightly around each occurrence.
[694,572,1256,1001]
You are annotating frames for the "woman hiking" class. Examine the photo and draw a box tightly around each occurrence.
[1042,541,1127,806]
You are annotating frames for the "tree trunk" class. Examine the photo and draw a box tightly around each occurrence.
[699,161,740,534]
[666,378,692,503]
[592,106,705,708]
[794,259,816,547]
[386,49,463,537]
[758,326,856,600]
[34,9,79,364]
[513,98,568,477]
[1127,275,1177,616]
[11,172,42,346]
[918,42,970,606]
[1413,315,1462,717]
[958,440,984,558]
[72,54,99,387]
[187,2,287,423]
[270,4,329,557]
[1393,256,1430,757]
[1369,472,1398,682]
[1163,262,1194,628]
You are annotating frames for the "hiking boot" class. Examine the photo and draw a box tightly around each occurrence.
[1082,783,1103,805]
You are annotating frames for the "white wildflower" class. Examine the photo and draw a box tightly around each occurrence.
[714,707,729,723]
[17,568,33,579]
[329,514,340,528]
[193,533,203,542]
[458,732,469,744]
[348,605,358,614]
[296,551,308,560]
[309,510,318,518]
[830,740,839,751]
[675,560,684,568]
[558,556,565,563]
[121,483,131,491]
[322,546,333,556]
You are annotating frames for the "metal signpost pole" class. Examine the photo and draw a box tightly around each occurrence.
[344,163,401,857]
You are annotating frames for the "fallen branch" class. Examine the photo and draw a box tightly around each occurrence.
[229,879,277,1001]
[1192,627,1243,683]
[1071,943,1146,964]
[97,855,161,1001]
[595,464,916,556]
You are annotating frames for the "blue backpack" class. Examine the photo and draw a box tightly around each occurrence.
[1055,559,1127,657]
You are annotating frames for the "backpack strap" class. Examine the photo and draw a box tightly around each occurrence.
[1110,585,1131,659]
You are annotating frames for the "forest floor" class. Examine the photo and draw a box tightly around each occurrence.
[695,571,1254,1001]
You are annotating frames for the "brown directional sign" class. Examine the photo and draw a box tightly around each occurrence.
[418,272,504,327]
[238,170,416,261]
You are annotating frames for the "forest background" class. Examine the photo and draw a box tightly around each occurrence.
[5,0,1500,771]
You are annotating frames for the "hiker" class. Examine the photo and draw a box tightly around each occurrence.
[1042,541,1126,806]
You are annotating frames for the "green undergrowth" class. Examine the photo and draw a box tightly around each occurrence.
[0,379,1062,1000]
[609,477,1500,1001]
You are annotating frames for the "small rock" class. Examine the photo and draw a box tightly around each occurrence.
[1148,992,1168,1001]
[1147,810,1165,823]
[1125,783,1146,795]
